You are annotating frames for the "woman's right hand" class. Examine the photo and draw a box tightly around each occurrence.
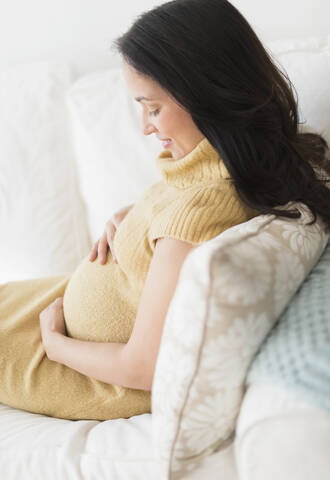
[89,203,134,265]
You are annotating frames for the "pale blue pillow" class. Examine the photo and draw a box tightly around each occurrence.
[246,237,330,413]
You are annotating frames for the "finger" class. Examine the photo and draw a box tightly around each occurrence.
[106,222,117,263]
[89,241,99,261]
[98,231,109,264]
[111,212,122,229]
[48,298,62,310]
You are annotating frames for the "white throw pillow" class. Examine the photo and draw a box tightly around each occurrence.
[0,61,91,283]
[66,68,162,244]
[266,35,330,143]
[151,203,329,479]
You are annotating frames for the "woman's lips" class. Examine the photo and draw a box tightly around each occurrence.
[162,139,172,148]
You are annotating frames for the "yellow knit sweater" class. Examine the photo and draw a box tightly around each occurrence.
[0,137,259,420]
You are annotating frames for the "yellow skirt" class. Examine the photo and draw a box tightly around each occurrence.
[0,273,151,420]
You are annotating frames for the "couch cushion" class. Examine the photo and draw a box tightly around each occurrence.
[151,202,328,480]
[235,383,330,480]
[66,68,162,243]
[265,35,330,144]
[0,403,165,480]
[0,62,91,283]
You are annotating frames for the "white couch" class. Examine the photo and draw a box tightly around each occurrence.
[0,36,330,480]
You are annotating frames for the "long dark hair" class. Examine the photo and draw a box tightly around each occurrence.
[112,0,330,228]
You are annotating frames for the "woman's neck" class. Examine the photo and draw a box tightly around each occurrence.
[155,137,230,188]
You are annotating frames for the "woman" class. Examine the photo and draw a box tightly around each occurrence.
[0,0,329,421]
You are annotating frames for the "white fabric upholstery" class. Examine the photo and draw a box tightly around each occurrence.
[0,404,164,480]
[267,35,330,144]
[235,383,330,480]
[0,62,91,284]
[66,68,162,244]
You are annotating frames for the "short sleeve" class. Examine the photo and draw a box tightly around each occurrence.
[148,184,256,250]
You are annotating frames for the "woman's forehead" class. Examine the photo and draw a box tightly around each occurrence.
[122,61,166,100]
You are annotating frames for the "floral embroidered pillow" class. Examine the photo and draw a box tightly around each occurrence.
[151,202,329,480]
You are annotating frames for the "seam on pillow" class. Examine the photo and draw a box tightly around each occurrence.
[167,247,213,479]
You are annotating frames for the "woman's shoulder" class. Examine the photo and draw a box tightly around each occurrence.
[148,180,258,246]
[179,179,240,208]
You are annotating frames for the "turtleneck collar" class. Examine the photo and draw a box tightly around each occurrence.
[155,136,230,189]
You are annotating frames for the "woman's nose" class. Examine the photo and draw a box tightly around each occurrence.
[141,111,157,136]
[143,123,157,136]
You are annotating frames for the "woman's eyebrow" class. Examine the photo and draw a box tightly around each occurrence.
[135,96,156,102]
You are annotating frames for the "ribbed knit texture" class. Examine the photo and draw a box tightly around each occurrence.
[246,237,330,414]
[0,136,259,420]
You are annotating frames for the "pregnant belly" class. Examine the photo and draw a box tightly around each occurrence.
[63,254,137,344]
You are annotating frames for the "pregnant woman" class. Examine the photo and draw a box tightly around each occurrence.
[0,0,329,421]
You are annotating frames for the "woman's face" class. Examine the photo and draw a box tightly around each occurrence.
[122,59,205,160]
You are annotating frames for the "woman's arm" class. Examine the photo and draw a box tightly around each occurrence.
[50,334,137,388]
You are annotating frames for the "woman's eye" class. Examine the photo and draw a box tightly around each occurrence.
[149,109,160,117]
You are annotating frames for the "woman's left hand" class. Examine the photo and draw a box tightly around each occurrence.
[39,297,67,360]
